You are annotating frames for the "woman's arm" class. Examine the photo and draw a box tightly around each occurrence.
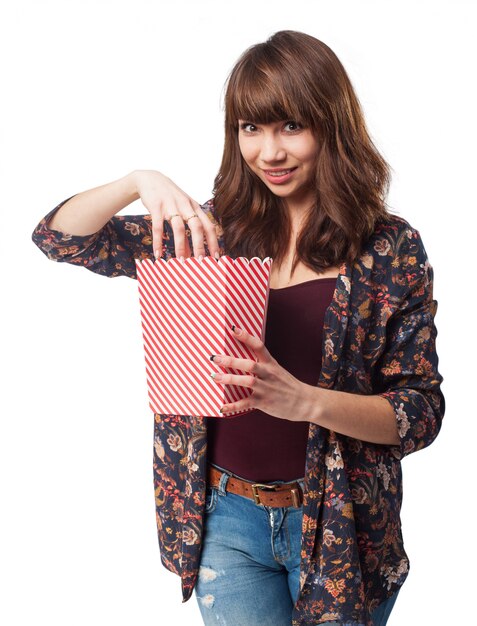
[32,171,223,279]
[45,170,220,260]
[307,228,444,454]
[47,172,139,235]
[304,389,400,445]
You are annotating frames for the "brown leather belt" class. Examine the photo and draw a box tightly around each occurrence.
[207,464,303,508]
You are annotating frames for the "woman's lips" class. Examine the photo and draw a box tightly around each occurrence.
[262,167,297,184]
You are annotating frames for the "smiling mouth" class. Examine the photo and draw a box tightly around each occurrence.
[261,167,298,184]
[264,168,297,177]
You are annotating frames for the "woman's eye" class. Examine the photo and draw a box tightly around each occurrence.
[284,121,302,132]
[239,122,257,133]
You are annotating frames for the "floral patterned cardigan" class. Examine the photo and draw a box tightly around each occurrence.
[32,198,445,626]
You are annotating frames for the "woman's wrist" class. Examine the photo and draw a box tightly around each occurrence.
[124,170,144,201]
[130,169,168,199]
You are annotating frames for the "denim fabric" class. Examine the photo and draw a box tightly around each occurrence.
[194,464,399,626]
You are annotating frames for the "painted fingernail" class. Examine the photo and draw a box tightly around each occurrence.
[154,249,160,259]
[214,252,220,260]
[210,355,223,363]
[231,325,242,335]
[198,255,204,262]
[210,372,223,381]
[179,256,185,263]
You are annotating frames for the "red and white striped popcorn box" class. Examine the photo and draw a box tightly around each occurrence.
[135,255,273,418]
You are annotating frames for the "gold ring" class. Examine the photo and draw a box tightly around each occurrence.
[167,214,182,223]
[185,214,199,223]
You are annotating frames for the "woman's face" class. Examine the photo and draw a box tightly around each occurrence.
[237,119,319,211]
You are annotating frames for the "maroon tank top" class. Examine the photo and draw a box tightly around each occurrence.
[206,277,337,482]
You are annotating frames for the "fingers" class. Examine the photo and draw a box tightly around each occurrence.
[229,326,273,362]
[174,200,221,260]
[211,372,257,388]
[219,399,252,415]
[152,220,163,260]
[136,171,220,260]
[168,212,188,258]
[209,328,273,372]
[180,199,206,258]
[162,199,220,260]
[171,196,198,258]
[188,204,220,259]
[210,354,262,375]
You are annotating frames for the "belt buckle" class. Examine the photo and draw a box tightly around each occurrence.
[251,483,277,506]
[290,488,301,508]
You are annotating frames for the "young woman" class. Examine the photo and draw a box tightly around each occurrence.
[32,30,445,626]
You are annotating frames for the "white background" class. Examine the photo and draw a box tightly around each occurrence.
[1,1,475,624]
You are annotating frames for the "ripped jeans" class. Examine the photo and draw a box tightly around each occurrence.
[194,464,399,626]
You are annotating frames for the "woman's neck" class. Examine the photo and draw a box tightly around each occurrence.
[284,193,315,232]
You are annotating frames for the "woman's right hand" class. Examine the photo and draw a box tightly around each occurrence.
[132,170,221,261]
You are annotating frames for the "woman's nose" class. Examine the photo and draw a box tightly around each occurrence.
[259,134,286,163]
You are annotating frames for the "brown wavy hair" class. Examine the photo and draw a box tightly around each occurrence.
[213,30,394,274]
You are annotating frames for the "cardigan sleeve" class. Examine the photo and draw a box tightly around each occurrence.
[31,196,175,279]
[375,227,445,459]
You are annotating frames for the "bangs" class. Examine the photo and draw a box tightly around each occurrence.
[226,49,313,128]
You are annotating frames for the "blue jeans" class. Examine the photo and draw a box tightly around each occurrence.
[194,464,399,626]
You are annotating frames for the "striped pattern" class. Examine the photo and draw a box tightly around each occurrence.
[135,255,272,418]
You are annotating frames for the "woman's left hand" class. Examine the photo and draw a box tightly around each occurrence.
[209,325,313,421]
